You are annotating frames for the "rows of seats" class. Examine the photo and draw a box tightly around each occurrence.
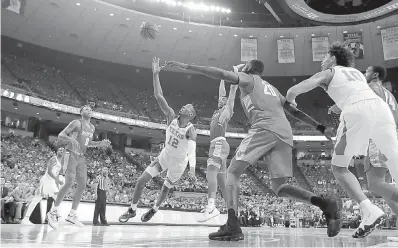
[1,51,336,131]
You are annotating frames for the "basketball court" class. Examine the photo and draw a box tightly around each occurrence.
[1,224,397,247]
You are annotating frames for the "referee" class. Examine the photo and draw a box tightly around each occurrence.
[93,167,110,226]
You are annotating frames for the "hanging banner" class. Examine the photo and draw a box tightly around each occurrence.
[381,26,398,61]
[277,39,295,63]
[311,37,329,62]
[241,38,258,62]
[343,32,364,59]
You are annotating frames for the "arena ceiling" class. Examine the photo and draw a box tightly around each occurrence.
[1,0,397,74]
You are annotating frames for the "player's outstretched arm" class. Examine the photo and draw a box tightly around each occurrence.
[283,102,334,140]
[286,69,334,105]
[219,80,226,101]
[152,57,175,122]
[220,84,238,124]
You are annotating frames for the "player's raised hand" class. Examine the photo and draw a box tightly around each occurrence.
[164,61,188,70]
[152,57,165,74]
[328,105,342,115]
[324,127,335,141]
[99,139,111,148]
[233,64,245,73]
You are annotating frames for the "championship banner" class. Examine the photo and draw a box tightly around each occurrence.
[311,37,329,62]
[241,38,257,62]
[277,39,295,63]
[381,26,398,61]
[343,32,364,59]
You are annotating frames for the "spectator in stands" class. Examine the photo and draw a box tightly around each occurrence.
[11,182,30,223]
[1,180,17,223]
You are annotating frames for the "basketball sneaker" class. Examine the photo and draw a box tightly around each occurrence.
[47,209,59,229]
[208,209,244,241]
[317,195,343,237]
[118,207,136,223]
[197,206,220,223]
[65,213,84,227]
[21,218,34,225]
[352,205,386,238]
[141,208,157,222]
[387,236,398,242]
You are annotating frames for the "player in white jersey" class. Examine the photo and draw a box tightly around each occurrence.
[286,42,398,238]
[118,57,197,223]
[21,147,65,225]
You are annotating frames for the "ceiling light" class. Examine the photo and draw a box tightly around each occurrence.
[94,8,97,11]
[296,35,298,37]
[219,33,222,36]
[234,34,238,37]
[126,17,130,20]
[14,107,17,110]
[188,30,192,32]
[280,35,284,38]
[158,25,161,27]
[264,35,267,37]
[311,34,315,36]
[226,9,231,13]
[343,31,347,33]
[110,13,114,16]
[327,33,330,35]
[114,127,117,129]
[377,26,381,29]
[124,52,127,55]
[76,3,80,6]
[249,35,253,38]
[36,113,40,115]
[173,27,177,30]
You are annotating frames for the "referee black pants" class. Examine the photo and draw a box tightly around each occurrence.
[93,189,107,224]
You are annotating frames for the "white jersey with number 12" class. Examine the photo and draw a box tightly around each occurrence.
[164,118,193,160]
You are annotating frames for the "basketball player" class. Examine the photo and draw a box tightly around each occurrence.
[286,42,398,238]
[165,60,341,241]
[47,105,111,229]
[198,80,238,223]
[118,57,197,223]
[21,147,65,225]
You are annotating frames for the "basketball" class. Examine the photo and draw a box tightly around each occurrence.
[140,22,159,40]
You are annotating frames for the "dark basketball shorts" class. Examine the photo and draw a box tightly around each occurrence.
[64,150,87,179]
[207,137,230,173]
[234,129,293,179]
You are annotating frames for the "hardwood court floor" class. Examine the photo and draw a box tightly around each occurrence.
[1,224,397,247]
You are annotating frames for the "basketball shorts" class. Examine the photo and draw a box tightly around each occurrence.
[234,129,293,179]
[364,138,391,172]
[332,98,398,167]
[38,176,59,198]
[207,137,230,172]
[145,149,187,184]
[64,151,87,179]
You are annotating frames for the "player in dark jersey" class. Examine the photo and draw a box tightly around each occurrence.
[363,66,398,217]
[197,80,238,223]
[165,60,341,240]
[47,105,111,229]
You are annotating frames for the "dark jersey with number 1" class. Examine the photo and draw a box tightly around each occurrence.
[240,75,293,146]
[66,120,95,155]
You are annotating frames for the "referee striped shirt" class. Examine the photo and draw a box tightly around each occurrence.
[96,175,109,191]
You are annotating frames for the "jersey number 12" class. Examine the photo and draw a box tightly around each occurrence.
[168,136,179,148]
